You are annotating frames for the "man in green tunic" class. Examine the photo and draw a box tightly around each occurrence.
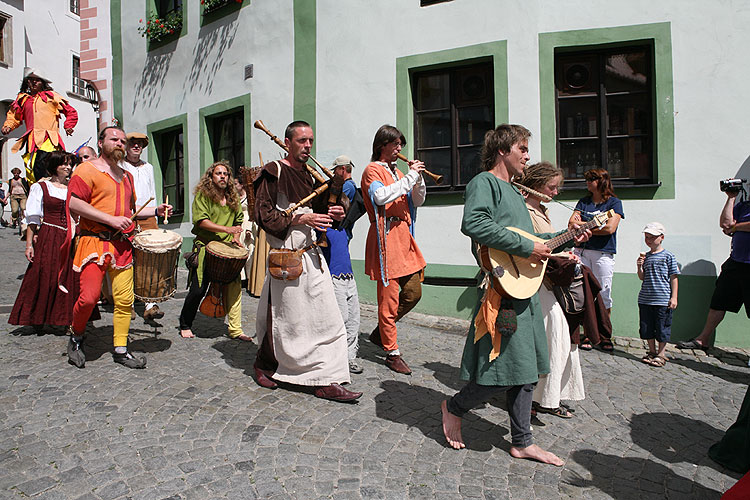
[178,161,248,340]
[441,124,590,466]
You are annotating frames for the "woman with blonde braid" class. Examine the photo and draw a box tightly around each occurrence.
[517,162,585,419]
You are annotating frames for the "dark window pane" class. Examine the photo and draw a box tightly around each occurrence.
[416,110,451,148]
[455,66,491,106]
[558,97,598,138]
[157,128,185,215]
[604,51,648,93]
[458,145,482,185]
[417,148,451,186]
[556,55,599,96]
[457,106,492,145]
[416,73,449,110]
[211,110,244,175]
[607,137,650,179]
[606,93,650,136]
[559,140,600,180]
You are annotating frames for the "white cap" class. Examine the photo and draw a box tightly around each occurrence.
[643,222,666,236]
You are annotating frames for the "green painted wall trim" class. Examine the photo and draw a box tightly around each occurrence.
[198,93,252,175]
[146,113,189,224]
[538,22,675,200]
[352,259,750,349]
[201,0,250,27]
[145,0,189,51]
[292,0,316,155]
[110,0,123,125]
[395,41,509,203]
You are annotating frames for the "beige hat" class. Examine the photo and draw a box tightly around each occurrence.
[126,132,149,146]
[643,222,666,236]
[331,155,354,168]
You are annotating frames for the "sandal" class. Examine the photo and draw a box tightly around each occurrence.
[641,352,656,364]
[536,405,573,419]
[598,341,614,353]
[579,340,593,351]
[647,355,668,367]
[676,339,708,351]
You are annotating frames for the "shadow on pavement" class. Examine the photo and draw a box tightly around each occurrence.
[211,338,257,376]
[669,357,749,385]
[630,412,738,476]
[564,449,723,499]
[373,379,509,452]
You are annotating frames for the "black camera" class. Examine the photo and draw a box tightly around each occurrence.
[720,178,746,193]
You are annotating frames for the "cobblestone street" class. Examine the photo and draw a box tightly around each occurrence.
[0,228,747,499]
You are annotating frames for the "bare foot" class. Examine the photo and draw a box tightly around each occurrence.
[180,329,195,338]
[510,444,564,466]
[441,400,465,449]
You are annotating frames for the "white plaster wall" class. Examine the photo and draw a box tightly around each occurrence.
[87,0,113,127]
[119,0,295,238]
[315,0,750,277]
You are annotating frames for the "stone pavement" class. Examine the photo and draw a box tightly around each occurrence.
[0,226,748,499]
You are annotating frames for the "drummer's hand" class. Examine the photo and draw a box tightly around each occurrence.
[231,232,242,246]
[156,203,172,217]
[24,245,33,263]
[109,215,133,232]
[294,212,332,232]
[408,160,426,173]
[328,205,345,221]
[224,225,242,235]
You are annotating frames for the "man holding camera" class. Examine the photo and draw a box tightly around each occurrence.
[677,180,750,350]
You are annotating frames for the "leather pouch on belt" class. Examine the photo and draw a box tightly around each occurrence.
[268,248,303,281]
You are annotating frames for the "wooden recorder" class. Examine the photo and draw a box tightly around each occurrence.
[396,153,444,185]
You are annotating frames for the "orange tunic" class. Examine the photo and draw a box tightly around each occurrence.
[361,161,425,281]
[3,91,78,154]
[68,162,136,271]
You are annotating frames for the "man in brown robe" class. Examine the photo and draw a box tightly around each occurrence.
[252,120,362,403]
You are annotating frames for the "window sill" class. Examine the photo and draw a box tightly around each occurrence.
[66,90,93,103]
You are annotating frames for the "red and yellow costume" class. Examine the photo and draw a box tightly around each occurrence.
[3,91,78,182]
[361,161,426,351]
[66,162,135,348]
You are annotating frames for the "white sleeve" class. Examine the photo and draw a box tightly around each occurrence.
[148,164,157,204]
[26,182,44,221]
[372,170,421,206]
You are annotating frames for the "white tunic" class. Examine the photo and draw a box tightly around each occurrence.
[256,199,350,386]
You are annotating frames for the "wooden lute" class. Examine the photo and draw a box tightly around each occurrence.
[478,209,615,299]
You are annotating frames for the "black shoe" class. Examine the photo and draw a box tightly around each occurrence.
[67,335,85,368]
[113,351,147,369]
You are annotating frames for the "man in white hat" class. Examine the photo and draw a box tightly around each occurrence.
[121,132,164,322]
[1,68,78,183]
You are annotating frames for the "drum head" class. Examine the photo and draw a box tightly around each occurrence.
[206,240,249,259]
[132,229,183,252]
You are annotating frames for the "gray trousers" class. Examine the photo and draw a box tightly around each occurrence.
[332,276,360,361]
[447,381,535,448]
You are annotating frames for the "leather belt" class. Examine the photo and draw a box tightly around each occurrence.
[79,229,129,242]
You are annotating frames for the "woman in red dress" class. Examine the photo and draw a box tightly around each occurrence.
[9,151,78,327]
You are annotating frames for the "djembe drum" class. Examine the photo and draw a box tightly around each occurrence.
[132,229,183,303]
[199,241,249,317]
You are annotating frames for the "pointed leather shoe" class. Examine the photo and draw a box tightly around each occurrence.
[254,364,278,389]
[386,354,412,375]
[314,383,362,402]
[113,351,147,369]
[67,336,85,368]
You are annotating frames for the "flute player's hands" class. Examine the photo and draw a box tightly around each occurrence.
[293,212,333,232]
[408,160,426,173]
[328,205,345,221]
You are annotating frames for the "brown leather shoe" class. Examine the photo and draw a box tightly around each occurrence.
[369,327,383,348]
[313,383,362,402]
[386,354,412,375]
[143,305,164,321]
[254,364,278,389]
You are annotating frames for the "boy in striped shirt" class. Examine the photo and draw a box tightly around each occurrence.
[636,222,680,367]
